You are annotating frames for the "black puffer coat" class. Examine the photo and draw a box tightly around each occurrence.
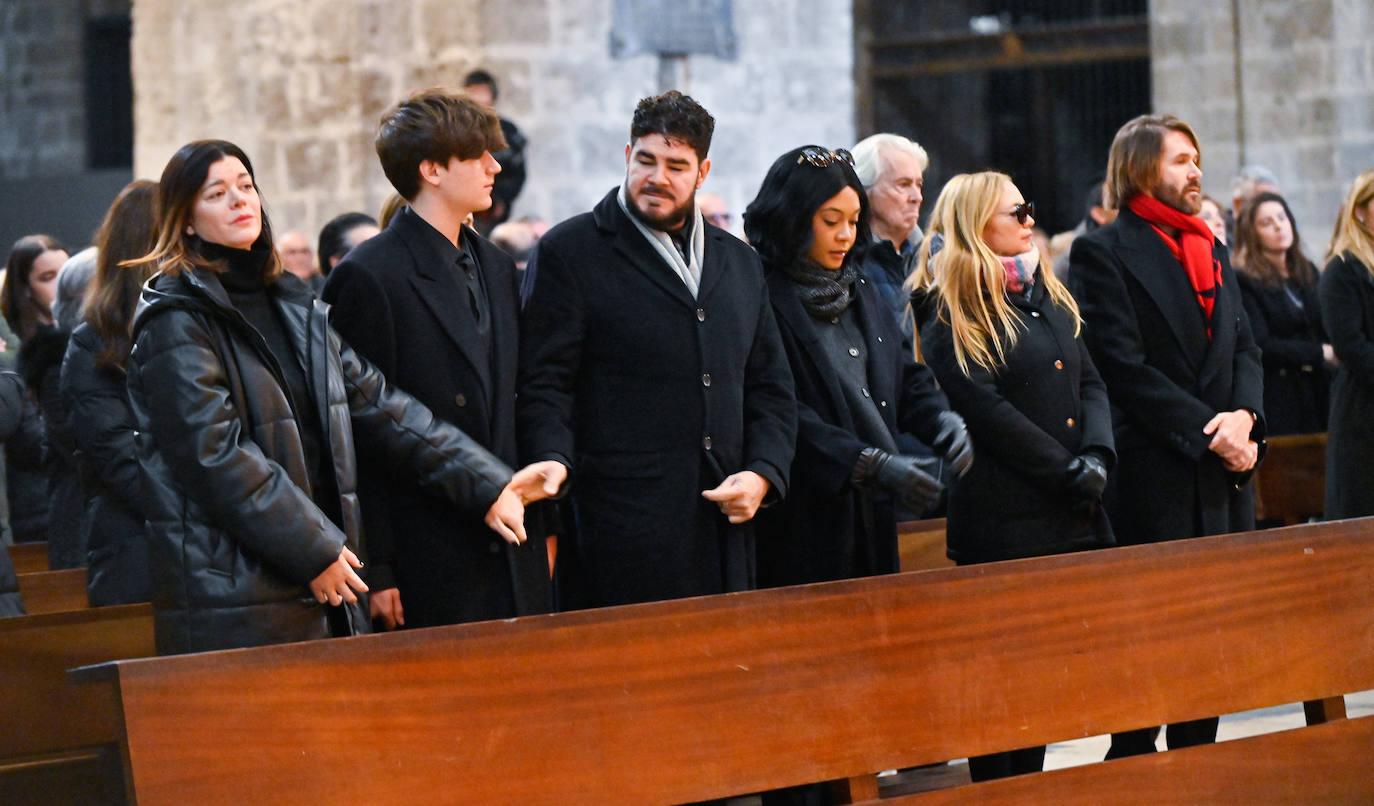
[61,323,150,605]
[0,370,28,617]
[128,266,513,654]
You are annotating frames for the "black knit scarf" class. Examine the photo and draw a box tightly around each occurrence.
[784,259,858,320]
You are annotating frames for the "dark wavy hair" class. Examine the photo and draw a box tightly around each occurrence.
[743,146,872,274]
[129,139,281,281]
[2,234,66,341]
[317,212,378,275]
[81,179,160,369]
[630,91,714,161]
[1233,191,1317,291]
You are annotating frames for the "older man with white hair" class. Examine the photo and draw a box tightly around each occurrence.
[853,133,928,341]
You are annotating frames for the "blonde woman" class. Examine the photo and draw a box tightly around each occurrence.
[1320,169,1374,518]
[913,172,1116,779]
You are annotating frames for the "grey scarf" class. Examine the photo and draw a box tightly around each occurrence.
[617,184,705,298]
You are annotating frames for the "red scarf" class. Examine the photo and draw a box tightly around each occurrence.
[1128,193,1222,336]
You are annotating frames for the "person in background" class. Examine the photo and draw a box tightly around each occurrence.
[745,145,970,594]
[1232,192,1330,436]
[464,69,528,236]
[851,133,928,341]
[1069,114,1263,758]
[1225,164,1281,245]
[378,191,406,229]
[490,219,539,278]
[61,179,160,605]
[276,230,323,293]
[1199,194,1228,247]
[316,212,379,278]
[1,235,67,547]
[1051,179,1117,279]
[0,369,29,617]
[1320,169,1374,519]
[696,192,735,235]
[126,139,555,654]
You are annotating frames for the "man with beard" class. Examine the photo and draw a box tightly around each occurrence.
[518,91,796,609]
[1068,114,1264,758]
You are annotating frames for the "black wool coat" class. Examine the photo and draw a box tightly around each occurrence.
[129,266,512,654]
[61,324,150,606]
[1319,252,1374,518]
[1235,271,1329,435]
[518,189,797,608]
[921,280,1115,563]
[1068,205,1264,545]
[756,269,950,585]
[324,208,551,626]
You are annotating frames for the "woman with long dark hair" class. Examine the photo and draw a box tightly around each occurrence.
[60,179,159,604]
[1232,191,1331,435]
[913,171,1115,781]
[2,234,66,344]
[1321,170,1374,518]
[745,145,971,592]
[125,140,554,653]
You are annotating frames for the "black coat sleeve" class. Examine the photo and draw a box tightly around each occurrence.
[517,239,585,468]
[1321,253,1374,391]
[740,282,797,499]
[60,331,143,513]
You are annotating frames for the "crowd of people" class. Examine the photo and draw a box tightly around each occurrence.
[1,77,1371,788]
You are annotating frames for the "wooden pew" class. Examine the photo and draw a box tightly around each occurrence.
[16,567,89,614]
[6,540,49,574]
[0,604,154,805]
[1253,432,1326,525]
[897,517,951,571]
[76,518,1374,805]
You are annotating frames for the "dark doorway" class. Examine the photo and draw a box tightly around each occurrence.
[85,15,134,170]
[856,1,1149,235]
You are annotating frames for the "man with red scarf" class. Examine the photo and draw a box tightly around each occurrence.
[1068,114,1265,758]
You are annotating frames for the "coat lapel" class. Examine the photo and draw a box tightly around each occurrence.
[401,218,493,404]
[594,189,698,309]
[1195,249,1239,386]
[767,271,851,423]
[1116,209,1210,370]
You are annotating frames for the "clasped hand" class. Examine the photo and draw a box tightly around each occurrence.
[484,460,569,546]
[702,470,770,524]
[1203,409,1258,472]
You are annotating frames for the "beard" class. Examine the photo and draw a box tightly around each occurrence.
[1152,177,1203,215]
[628,186,692,232]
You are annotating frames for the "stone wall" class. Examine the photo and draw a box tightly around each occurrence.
[131,0,855,240]
[1152,0,1374,248]
[0,1,88,179]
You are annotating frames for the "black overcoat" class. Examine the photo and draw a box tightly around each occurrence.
[518,189,797,608]
[61,324,151,606]
[129,267,512,654]
[1235,271,1328,435]
[1068,206,1264,545]
[757,270,949,585]
[922,279,1115,563]
[1319,252,1374,518]
[324,208,551,626]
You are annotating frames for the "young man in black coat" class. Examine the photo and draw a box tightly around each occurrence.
[518,91,797,609]
[323,90,562,629]
[1068,114,1265,758]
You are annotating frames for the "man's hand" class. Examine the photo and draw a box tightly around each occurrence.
[370,587,405,630]
[309,547,368,606]
[484,487,528,545]
[1204,409,1256,466]
[1222,440,1260,472]
[701,470,770,524]
[507,460,568,504]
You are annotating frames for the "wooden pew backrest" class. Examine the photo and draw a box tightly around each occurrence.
[16,568,89,614]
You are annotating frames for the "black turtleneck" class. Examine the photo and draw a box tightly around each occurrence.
[199,241,338,521]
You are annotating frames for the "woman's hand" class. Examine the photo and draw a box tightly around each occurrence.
[484,487,529,545]
[309,547,368,606]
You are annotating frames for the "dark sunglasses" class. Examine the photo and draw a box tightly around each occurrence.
[1009,201,1035,225]
[797,147,854,169]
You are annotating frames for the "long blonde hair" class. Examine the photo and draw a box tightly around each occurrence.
[1327,169,1374,276]
[907,172,1080,375]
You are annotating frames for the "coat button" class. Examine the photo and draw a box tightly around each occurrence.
[1066,417,1076,427]
[879,400,888,407]
[455,393,467,407]
[703,435,713,450]
[697,308,706,322]
[861,387,871,398]
[1054,360,1064,370]
[702,373,712,387]
[877,336,883,343]
[1031,311,1041,317]
[848,347,859,357]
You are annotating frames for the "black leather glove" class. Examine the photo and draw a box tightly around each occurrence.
[854,448,944,514]
[1065,452,1109,500]
[931,410,974,478]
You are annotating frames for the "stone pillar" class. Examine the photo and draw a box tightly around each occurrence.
[1152,0,1374,245]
